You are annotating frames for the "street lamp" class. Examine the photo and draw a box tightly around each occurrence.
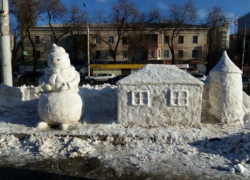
[83,3,90,77]
[241,22,246,71]
[87,19,90,77]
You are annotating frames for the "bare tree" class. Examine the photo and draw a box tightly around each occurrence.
[10,0,40,72]
[38,0,68,44]
[128,8,160,61]
[161,0,196,64]
[69,4,87,69]
[205,6,228,75]
[38,0,86,45]
[9,15,25,66]
[94,0,138,62]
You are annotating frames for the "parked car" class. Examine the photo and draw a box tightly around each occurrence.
[18,71,44,86]
[108,75,128,85]
[85,73,116,84]
[190,73,206,81]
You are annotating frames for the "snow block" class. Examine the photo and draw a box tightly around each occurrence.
[117,64,203,128]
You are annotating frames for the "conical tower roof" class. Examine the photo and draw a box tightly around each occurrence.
[210,51,242,73]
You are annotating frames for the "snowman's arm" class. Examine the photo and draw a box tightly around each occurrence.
[67,71,80,88]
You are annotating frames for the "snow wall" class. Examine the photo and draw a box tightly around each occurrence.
[0,84,117,120]
[1,83,250,124]
[0,84,41,112]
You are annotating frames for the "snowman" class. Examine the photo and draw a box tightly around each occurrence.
[37,44,83,130]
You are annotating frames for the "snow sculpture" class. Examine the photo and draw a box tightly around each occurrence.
[117,64,203,127]
[37,44,82,130]
[209,51,244,124]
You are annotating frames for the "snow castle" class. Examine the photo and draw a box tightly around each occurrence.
[208,51,244,124]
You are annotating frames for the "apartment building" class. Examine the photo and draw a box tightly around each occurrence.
[22,23,209,74]
[238,12,250,73]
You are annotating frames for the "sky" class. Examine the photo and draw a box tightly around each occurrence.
[60,0,250,33]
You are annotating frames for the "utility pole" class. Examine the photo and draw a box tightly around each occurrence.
[83,3,90,77]
[87,19,90,77]
[0,0,12,86]
[241,22,246,71]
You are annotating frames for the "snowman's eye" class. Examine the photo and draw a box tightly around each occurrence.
[57,59,60,61]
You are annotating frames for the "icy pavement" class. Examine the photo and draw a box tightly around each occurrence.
[0,108,250,179]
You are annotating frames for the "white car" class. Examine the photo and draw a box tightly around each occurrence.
[85,73,116,84]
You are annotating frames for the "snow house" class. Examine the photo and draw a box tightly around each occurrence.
[117,64,204,127]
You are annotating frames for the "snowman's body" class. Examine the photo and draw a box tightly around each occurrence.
[38,44,82,130]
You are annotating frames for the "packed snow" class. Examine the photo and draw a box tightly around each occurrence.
[0,84,250,179]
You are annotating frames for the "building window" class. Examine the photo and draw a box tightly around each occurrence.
[108,51,113,58]
[150,50,155,58]
[81,51,86,58]
[122,51,127,58]
[66,36,72,44]
[35,51,40,58]
[132,90,150,106]
[178,36,184,44]
[122,36,127,44]
[51,36,55,44]
[170,90,188,107]
[164,50,169,58]
[193,36,198,43]
[35,36,40,44]
[96,51,101,59]
[164,36,169,43]
[192,50,198,58]
[95,36,100,44]
[108,36,114,44]
[178,50,183,58]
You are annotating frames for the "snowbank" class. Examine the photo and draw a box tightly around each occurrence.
[0,84,117,122]
[0,84,250,179]
[0,84,41,112]
[79,84,117,123]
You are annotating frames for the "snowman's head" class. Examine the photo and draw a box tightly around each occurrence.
[47,44,71,69]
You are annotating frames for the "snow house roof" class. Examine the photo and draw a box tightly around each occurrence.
[210,51,242,73]
[117,64,204,85]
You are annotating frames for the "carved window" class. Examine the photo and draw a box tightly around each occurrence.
[132,90,150,106]
[170,90,188,107]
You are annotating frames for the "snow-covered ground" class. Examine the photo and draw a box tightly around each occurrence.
[0,84,250,179]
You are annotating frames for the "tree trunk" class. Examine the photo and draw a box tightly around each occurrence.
[170,45,175,64]
[27,31,38,72]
